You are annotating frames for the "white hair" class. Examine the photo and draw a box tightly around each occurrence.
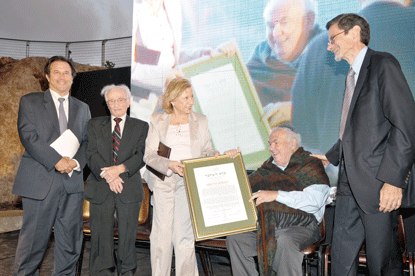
[271,126,302,147]
[100,84,132,100]
[263,0,318,22]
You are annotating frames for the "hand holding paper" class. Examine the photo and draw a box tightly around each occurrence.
[50,129,80,176]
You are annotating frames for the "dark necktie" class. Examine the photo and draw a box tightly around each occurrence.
[112,118,122,163]
[58,98,67,134]
[339,68,356,139]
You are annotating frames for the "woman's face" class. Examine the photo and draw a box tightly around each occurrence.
[172,87,194,115]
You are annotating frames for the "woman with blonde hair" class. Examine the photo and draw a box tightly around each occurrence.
[144,77,236,275]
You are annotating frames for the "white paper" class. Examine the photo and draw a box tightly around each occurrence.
[190,63,266,154]
[50,129,80,177]
[194,163,248,227]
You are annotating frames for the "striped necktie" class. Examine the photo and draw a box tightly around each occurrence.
[112,118,122,163]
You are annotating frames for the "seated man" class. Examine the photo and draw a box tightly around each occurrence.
[226,126,330,275]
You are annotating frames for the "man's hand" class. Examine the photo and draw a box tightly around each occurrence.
[108,177,124,194]
[223,147,241,158]
[101,164,125,183]
[217,40,238,57]
[249,190,279,206]
[168,161,185,176]
[55,157,73,174]
[379,183,402,212]
[311,154,330,169]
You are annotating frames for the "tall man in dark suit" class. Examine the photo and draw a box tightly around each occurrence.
[84,84,148,275]
[313,14,415,275]
[291,1,415,156]
[12,56,91,275]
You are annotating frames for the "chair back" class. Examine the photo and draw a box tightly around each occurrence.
[138,182,151,225]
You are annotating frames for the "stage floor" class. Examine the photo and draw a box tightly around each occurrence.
[0,230,232,275]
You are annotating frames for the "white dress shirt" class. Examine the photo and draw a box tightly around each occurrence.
[49,89,80,172]
[272,160,330,223]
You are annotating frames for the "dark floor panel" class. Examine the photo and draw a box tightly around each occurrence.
[0,230,232,276]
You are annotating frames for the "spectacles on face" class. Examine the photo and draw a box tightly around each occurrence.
[107,98,127,105]
[328,30,346,45]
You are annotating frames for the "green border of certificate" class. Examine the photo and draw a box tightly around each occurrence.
[180,50,271,170]
[182,154,257,241]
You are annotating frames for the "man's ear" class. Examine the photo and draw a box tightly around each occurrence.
[305,12,315,30]
[291,139,298,150]
[352,25,362,41]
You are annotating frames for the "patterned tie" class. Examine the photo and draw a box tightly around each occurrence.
[339,68,356,139]
[112,118,122,163]
[58,98,67,134]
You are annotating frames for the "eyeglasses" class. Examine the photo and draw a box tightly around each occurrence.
[328,30,346,45]
[107,98,127,105]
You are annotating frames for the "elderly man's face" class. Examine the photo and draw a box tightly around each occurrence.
[106,88,130,118]
[268,129,297,167]
[265,0,313,62]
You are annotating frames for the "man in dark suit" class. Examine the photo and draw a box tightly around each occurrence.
[84,84,148,275]
[313,14,415,275]
[291,1,415,156]
[12,56,91,275]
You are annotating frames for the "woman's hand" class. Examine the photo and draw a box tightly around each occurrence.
[168,161,185,176]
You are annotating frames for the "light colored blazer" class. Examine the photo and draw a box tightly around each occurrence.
[143,111,216,190]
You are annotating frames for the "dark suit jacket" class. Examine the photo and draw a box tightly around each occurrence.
[292,2,415,155]
[84,116,149,205]
[326,48,415,213]
[13,89,90,199]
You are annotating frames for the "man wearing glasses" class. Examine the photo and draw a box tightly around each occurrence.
[313,14,415,275]
[84,84,149,275]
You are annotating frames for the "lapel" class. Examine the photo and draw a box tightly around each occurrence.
[188,111,198,146]
[346,48,373,129]
[118,116,134,160]
[100,117,113,162]
[43,89,60,135]
[159,112,171,142]
[67,96,79,131]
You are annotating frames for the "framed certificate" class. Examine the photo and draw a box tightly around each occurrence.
[182,153,257,241]
[180,49,271,170]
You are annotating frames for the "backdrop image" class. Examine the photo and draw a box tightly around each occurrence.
[131,0,415,173]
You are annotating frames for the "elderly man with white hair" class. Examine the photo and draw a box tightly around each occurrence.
[84,84,149,276]
[226,126,330,275]
[247,0,322,128]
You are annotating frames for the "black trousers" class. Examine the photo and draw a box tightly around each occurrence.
[331,168,402,276]
[89,193,141,275]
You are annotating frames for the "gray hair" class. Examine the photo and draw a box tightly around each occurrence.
[264,0,318,22]
[100,84,132,100]
[271,125,302,146]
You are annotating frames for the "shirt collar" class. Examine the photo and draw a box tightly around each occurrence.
[49,89,69,101]
[351,46,368,81]
[272,159,287,171]
[111,114,127,122]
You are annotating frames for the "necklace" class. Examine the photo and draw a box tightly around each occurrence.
[171,114,188,126]
[144,0,163,16]
[171,114,188,136]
